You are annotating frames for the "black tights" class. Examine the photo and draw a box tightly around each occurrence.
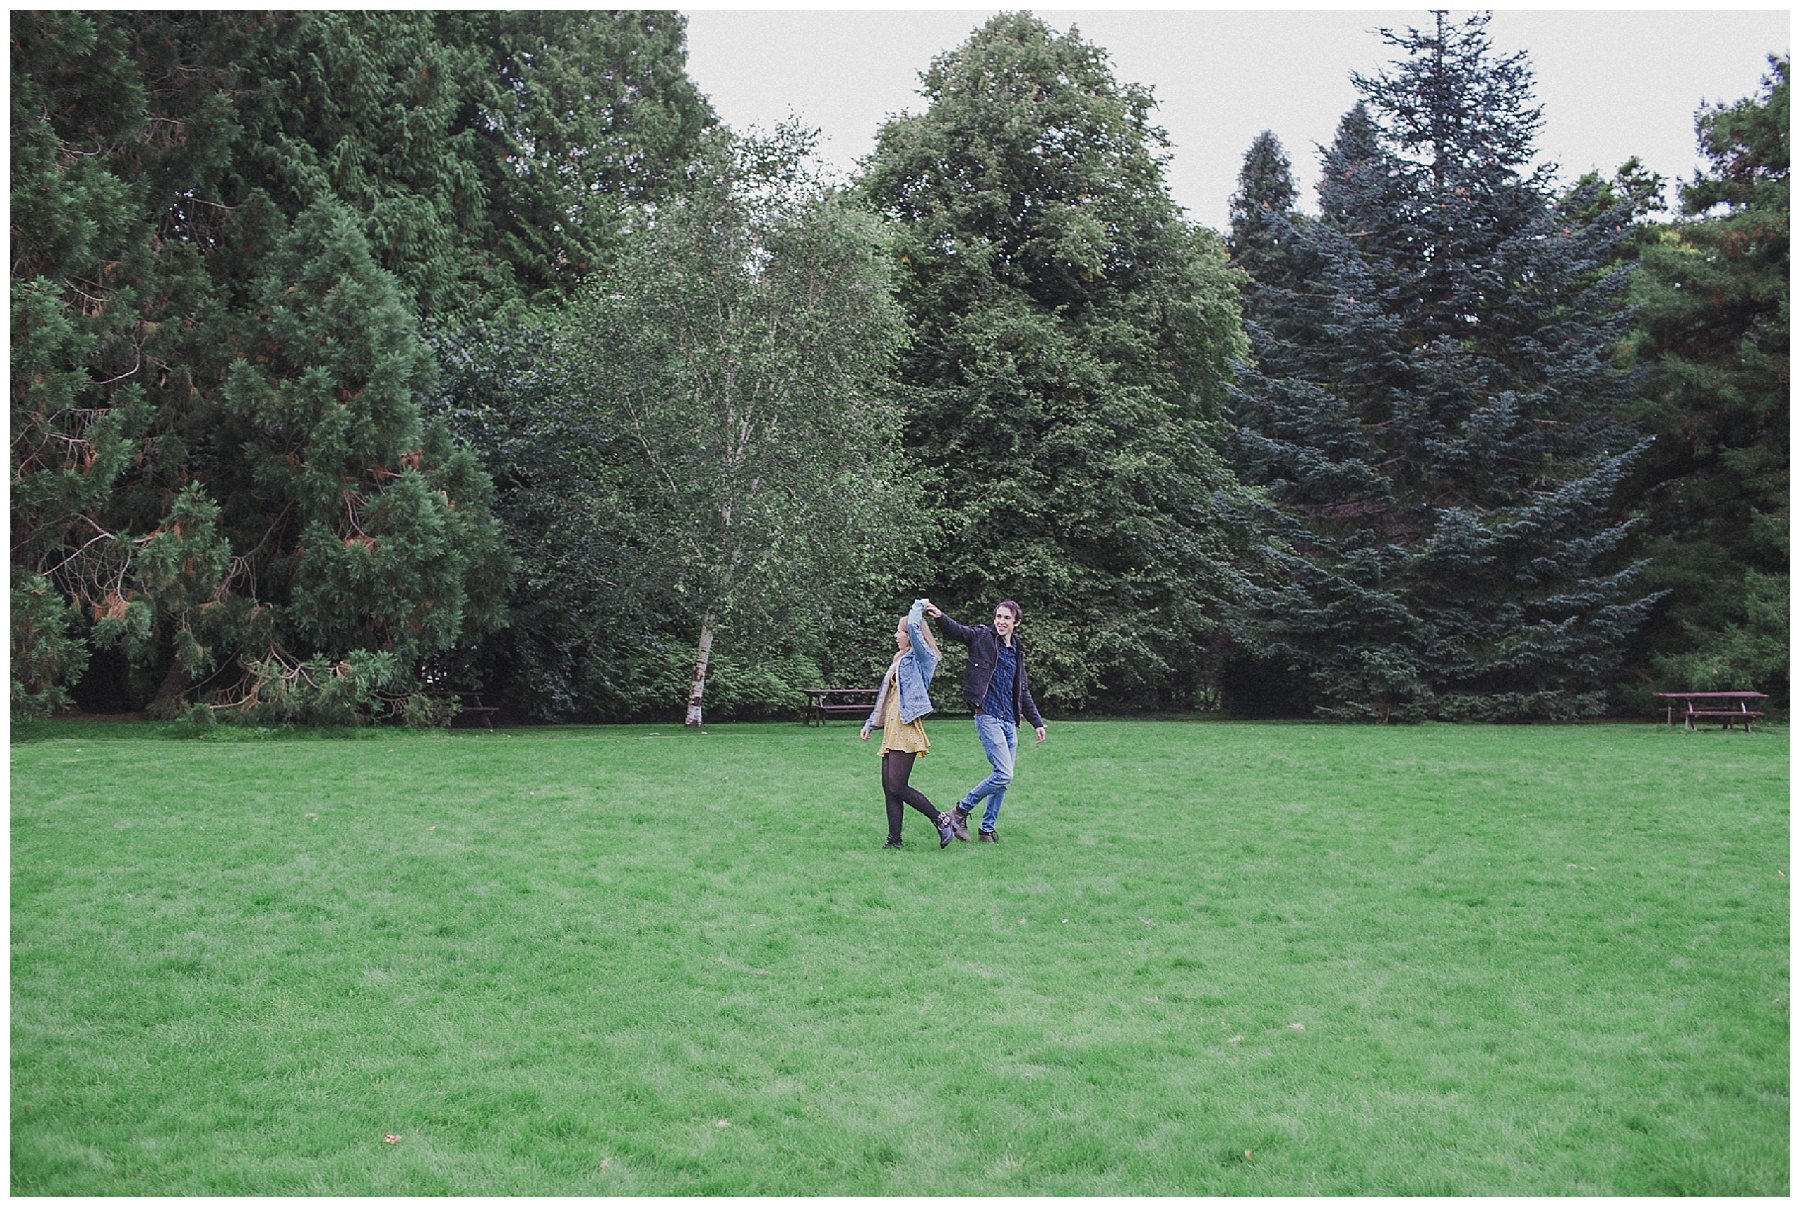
[882,751,940,842]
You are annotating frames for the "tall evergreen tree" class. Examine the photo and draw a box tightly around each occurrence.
[1226,130,1302,287]
[12,11,231,714]
[11,12,708,718]
[200,198,510,715]
[1625,57,1788,700]
[860,13,1249,711]
[1225,13,1656,720]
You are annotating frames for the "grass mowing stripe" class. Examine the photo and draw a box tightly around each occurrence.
[10,719,1787,1194]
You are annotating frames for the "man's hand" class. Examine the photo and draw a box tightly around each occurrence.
[1034,725,1047,744]
[860,726,871,741]
[920,599,942,618]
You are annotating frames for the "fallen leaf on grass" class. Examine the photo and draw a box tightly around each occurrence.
[305,813,318,822]
[715,1120,731,1129]
[1227,1035,1244,1045]
[383,1134,401,1144]
[1287,1022,1305,1031]
[1141,918,1157,927]
[599,1158,612,1170]
[1245,1150,1253,1161]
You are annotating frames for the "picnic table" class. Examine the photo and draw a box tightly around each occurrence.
[1652,690,1768,733]
[802,687,878,727]
[452,691,498,729]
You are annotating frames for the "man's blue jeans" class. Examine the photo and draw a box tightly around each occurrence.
[960,712,1017,833]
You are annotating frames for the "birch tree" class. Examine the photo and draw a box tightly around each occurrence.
[553,128,919,726]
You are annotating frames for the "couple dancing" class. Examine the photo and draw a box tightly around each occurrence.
[859,597,1046,849]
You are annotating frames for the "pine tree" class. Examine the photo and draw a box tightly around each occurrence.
[860,13,1250,710]
[1227,131,1302,288]
[205,200,509,709]
[12,12,710,719]
[11,12,209,709]
[1625,57,1788,700]
[1225,13,1656,720]
[10,570,88,718]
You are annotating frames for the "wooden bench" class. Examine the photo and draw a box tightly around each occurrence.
[1652,691,1768,733]
[801,687,878,727]
[452,691,498,729]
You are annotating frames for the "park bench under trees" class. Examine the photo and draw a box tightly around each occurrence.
[801,688,878,726]
[1652,691,1768,732]
[451,692,498,729]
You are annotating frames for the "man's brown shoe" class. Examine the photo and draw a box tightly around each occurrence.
[946,807,971,841]
[978,830,999,843]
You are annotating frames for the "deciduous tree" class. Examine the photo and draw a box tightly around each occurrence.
[549,128,923,726]
[861,13,1250,711]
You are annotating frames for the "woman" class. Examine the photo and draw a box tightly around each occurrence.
[861,599,959,850]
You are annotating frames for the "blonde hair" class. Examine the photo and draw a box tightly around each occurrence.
[899,611,940,658]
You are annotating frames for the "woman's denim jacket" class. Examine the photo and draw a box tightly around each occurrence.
[864,600,938,729]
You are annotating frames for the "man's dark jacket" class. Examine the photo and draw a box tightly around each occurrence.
[934,610,1044,729]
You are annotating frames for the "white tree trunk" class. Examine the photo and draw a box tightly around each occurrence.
[685,615,715,728]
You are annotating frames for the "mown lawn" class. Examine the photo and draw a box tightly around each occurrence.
[10,717,1788,1194]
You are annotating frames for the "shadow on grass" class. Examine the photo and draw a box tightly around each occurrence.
[10,717,399,743]
[12,713,1781,745]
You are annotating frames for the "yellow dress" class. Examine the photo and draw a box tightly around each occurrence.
[876,657,929,757]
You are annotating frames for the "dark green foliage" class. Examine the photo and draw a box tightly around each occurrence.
[1226,131,1303,290]
[436,129,924,722]
[204,199,510,697]
[10,569,88,718]
[428,312,721,721]
[425,315,586,715]
[1226,129,1329,378]
[12,12,709,721]
[1225,14,1657,721]
[451,11,714,301]
[12,11,219,709]
[144,11,713,318]
[1624,57,1788,701]
[860,13,1251,712]
[221,11,711,313]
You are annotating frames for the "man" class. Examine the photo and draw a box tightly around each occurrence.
[920,598,1046,842]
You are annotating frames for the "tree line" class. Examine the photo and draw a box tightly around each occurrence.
[11,11,1788,724]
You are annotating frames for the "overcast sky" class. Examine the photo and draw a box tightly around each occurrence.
[683,7,1790,232]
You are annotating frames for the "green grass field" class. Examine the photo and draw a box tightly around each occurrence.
[10,717,1788,1194]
